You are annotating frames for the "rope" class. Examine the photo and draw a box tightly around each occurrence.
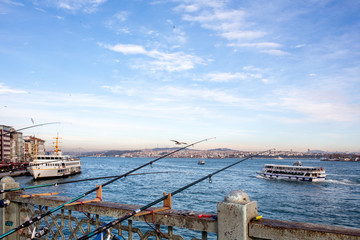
[143,210,167,239]
[76,201,95,222]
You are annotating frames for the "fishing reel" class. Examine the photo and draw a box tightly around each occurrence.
[108,235,123,240]
[31,226,49,239]
[105,229,124,240]
[0,199,10,208]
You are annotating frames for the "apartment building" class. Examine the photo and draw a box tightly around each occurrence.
[0,125,12,163]
[10,131,23,163]
[23,136,46,161]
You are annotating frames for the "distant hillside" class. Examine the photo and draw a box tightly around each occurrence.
[308,150,326,153]
[209,148,237,151]
[104,150,140,156]
[151,147,196,151]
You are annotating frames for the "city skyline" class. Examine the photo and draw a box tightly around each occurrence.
[1,1,360,152]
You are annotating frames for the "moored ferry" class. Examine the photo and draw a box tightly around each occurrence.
[256,161,326,182]
[27,135,81,179]
[27,154,81,179]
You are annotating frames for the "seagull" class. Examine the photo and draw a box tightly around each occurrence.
[171,140,187,145]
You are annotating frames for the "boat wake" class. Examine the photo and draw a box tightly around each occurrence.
[255,175,267,179]
[326,179,359,186]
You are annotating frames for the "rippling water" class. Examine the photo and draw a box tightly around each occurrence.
[15,157,360,238]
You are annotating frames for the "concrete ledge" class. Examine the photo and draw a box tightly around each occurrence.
[249,218,360,240]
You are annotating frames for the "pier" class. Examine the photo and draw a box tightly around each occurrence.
[1,177,360,240]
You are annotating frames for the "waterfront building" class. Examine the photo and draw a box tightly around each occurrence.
[0,125,13,163]
[10,131,23,162]
[23,136,46,161]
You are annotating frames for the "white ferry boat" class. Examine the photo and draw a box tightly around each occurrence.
[256,161,326,182]
[27,136,81,179]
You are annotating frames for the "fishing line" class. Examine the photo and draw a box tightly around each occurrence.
[0,122,61,165]
[0,137,215,239]
[78,148,274,240]
[0,171,169,194]
[1,122,62,137]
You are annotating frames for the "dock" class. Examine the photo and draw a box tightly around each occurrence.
[0,162,29,177]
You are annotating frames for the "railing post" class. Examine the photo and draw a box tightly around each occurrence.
[217,190,258,240]
[0,176,20,240]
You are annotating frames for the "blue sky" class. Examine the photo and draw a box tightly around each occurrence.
[1,0,360,152]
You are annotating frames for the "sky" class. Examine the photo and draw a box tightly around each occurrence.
[1,0,360,152]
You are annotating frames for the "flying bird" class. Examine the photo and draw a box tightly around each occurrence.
[170,140,187,145]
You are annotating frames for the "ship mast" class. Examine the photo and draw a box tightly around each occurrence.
[53,134,62,155]
[34,139,38,165]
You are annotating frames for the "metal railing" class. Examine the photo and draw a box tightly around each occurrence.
[1,180,360,240]
[6,192,216,240]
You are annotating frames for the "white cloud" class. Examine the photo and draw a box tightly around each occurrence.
[182,9,246,31]
[34,7,46,13]
[261,78,270,84]
[54,0,106,13]
[197,66,270,83]
[174,1,224,14]
[275,88,360,122]
[1,0,24,6]
[104,11,131,34]
[102,85,123,94]
[229,42,282,49]
[101,43,147,55]
[161,86,250,106]
[113,11,129,22]
[0,83,26,94]
[174,3,199,13]
[99,43,204,72]
[261,49,288,56]
[204,72,246,82]
[174,1,285,54]
[295,44,306,48]
[221,31,266,40]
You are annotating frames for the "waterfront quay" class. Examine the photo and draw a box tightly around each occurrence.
[1,177,360,240]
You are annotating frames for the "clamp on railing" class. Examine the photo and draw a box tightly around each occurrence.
[65,185,103,206]
[134,192,171,216]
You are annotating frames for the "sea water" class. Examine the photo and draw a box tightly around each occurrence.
[15,157,360,238]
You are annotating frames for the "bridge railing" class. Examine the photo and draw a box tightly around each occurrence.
[1,178,360,240]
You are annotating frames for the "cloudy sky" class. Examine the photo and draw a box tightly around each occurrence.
[1,0,359,152]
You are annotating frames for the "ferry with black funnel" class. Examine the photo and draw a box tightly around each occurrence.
[256,161,326,182]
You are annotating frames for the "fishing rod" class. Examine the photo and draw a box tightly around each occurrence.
[78,148,274,240]
[0,137,214,239]
[0,171,169,194]
[0,122,62,163]
[1,122,62,136]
